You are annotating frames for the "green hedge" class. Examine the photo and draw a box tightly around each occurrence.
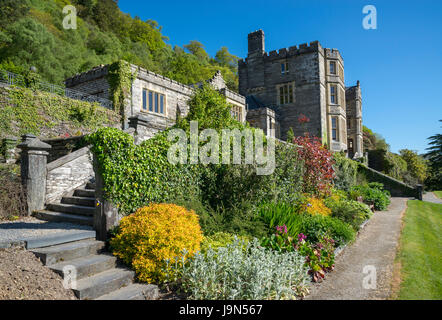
[357,164,418,198]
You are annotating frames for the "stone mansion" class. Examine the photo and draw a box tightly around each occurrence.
[65,30,363,158]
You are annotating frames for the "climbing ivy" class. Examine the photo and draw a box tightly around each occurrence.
[107,60,138,125]
[0,86,120,138]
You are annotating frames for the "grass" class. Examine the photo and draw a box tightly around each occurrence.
[433,191,442,199]
[395,200,442,299]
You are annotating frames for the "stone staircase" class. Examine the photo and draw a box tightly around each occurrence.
[34,182,96,226]
[30,181,159,300]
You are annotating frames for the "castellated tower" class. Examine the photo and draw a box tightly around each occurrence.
[345,81,364,158]
[238,29,362,154]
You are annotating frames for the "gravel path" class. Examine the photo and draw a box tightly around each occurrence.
[305,197,409,300]
[0,217,92,246]
[423,192,442,205]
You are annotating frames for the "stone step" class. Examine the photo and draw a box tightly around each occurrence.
[74,189,95,198]
[34,210,93,226]
[24,230,96,249]
[86,182,96,190]
[95,283,160,300]
[73,268,135,300]
[31,239,105,266]
[61,196,95,207]
[46,203,95,216]
[50,254,117,280]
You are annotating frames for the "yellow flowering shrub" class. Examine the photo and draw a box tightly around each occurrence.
[110,203,204,284]
[300,196,332,216]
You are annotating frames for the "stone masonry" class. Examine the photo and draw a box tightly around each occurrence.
[239,30,364,156]
[65,66,246,144]
[65,30,362,156]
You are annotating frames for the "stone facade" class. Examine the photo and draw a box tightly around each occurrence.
[65,65,246,143]
[45,147,94,203]
[345,82,364,158]
[238,29,363,155]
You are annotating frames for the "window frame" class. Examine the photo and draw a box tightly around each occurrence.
[329,61,336,75]
[277,82,295,105]
[281,61,289,75]
[331,117,339,141]
[330,84,338,104]
[142,88,166,115]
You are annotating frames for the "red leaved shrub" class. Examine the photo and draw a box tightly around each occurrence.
[292,134,335,195]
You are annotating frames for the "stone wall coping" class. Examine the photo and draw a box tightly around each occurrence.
[47,146,91,172]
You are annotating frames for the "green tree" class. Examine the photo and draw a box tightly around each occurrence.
[177,84,238,131]
[399,149,428,184]
[0,17,63,83]
[215,46,239,70]
[184,40,209,63]
[0,0,30,30]
[424,120,442,189]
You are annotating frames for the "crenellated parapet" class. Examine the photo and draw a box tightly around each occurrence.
[238,41,323,66]
[325,48,343,61]
[65,65,109,87]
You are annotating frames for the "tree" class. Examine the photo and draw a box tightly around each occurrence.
[215,46,239,70]
[0,18,63,83]
[424,120,442,189]
[184,40,209,63]
[399,149,428,184]
[0,0,30,30]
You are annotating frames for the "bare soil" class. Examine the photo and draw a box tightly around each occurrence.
[0,247,77,300]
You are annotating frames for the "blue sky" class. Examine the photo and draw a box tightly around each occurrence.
[118,0,442,154]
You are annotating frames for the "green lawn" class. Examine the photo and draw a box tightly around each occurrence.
[396,200,442,299]
[433,191,442,199]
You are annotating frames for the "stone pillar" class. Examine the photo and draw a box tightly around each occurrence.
[93,155,121,241]
[416,184,423,201]
[2,136,18,164]
[17,134,52,216]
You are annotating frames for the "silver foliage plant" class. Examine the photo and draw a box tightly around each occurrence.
[176,238,311,300]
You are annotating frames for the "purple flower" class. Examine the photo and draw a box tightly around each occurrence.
[307,203,312,207]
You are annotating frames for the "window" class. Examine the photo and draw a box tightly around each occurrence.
[278,83,294,105]
[347,119,352,129]
[330,85,337,104]
[142,89,166,114]
[329,61,336,75]
[231,105,243,122]
[281,61,289,75]
[331,117,339,141]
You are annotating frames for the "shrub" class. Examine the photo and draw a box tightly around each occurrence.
[258,202,355,247]
[260,227,336,282]
[110,203,203,284]
[175,238,310,299]
[299,195,332,216]
[349,183,390,211]
[333,152,358,191]
[292,134,335,195]
[0,164,27,220]
[200,232,250,253]
[87,127,202,215]
[328,199,372,231]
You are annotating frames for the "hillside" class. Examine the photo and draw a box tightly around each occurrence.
[0,0,239,90]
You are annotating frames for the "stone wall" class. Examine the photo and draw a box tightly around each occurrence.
[65,65,111,101]
[358,164,419,198]
[239,33,326,141]
[45,147,94,203]
[42,136,87,163]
